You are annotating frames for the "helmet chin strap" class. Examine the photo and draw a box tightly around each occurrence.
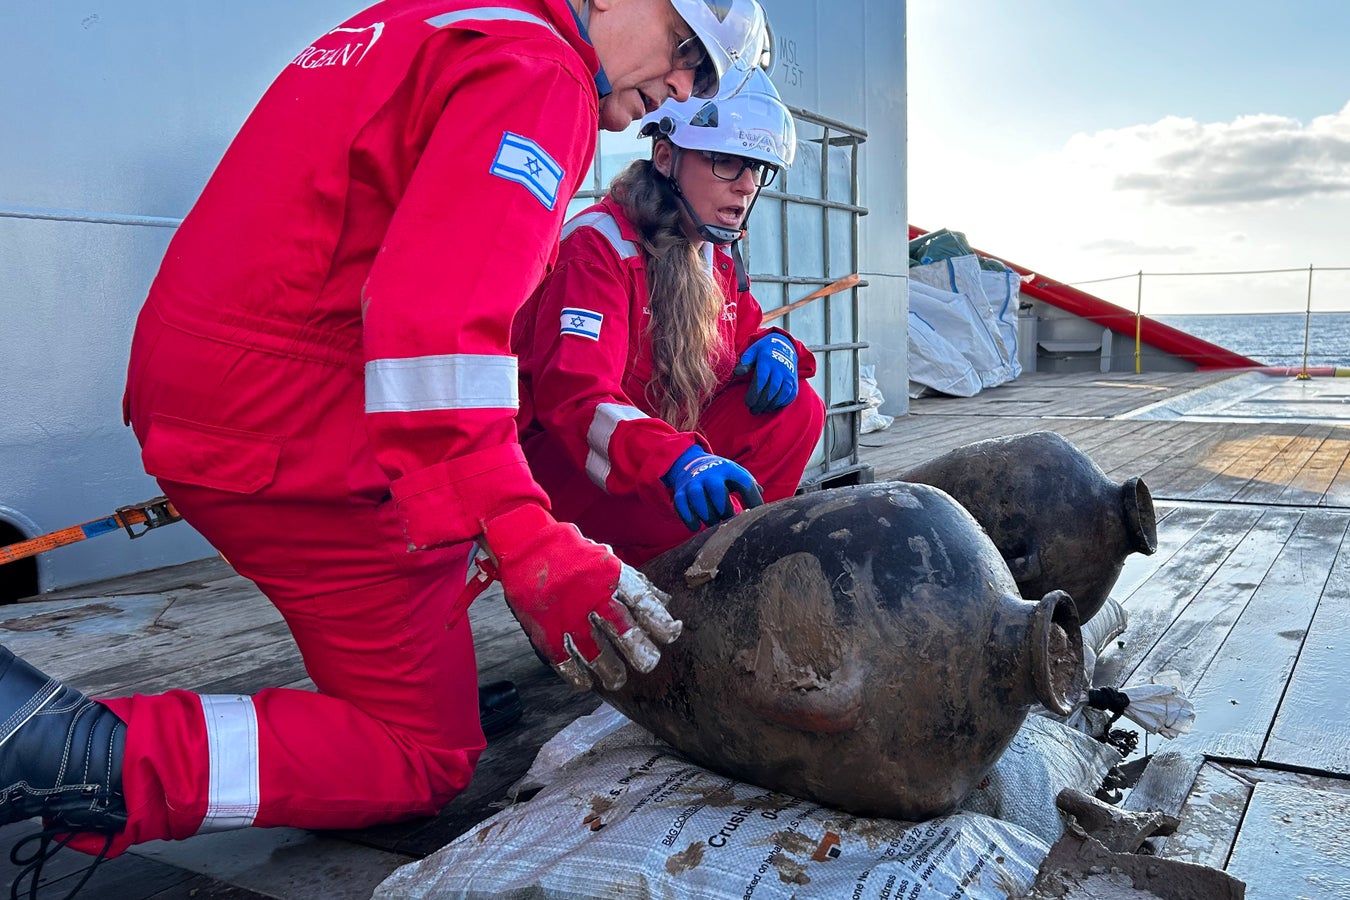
[664,146,756,291]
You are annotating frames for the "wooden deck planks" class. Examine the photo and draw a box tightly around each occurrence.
[1123,424,1232,499]
[66,620,299,697]
[1094,507,1262,690]
[0,593,175,662]
[1325,442,1350,508]
[1038,419,1154,463]
[870,412,1350,512]
[861,415,1042,478]
[1122,509,1302,692]
[1233,425,1336,505]
[1187,428,1305,503]
[1108,505,1213,608]
[1161,762,1251,870]
[1120,749,1206,860]
[1261,524,1350,776]
[1169,511,1349,764]
[864,418,1180,485]
[1279,434,1350,507]
[937,371,1223,420]
[865,369,1231,477]
[1135,424,1271,500]
[1230,763,1350,798]
[119,635,309,697]
[1165,763,1350,877]
[1223,782,1350,900]
[1111,429,1243,502]
[5,589,291,696]
[862,415,1008,472]
[1092,420,1207,480]
[0,820,275,900]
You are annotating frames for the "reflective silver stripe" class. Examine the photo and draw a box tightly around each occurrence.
[425,8,560,38]
[562,211,639,259]
[366,354,518,413]
[585,403,649,489]
[198,695,260,833]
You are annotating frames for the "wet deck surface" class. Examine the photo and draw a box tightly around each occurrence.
[4,369,1349,898]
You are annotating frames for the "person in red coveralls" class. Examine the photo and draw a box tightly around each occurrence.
[0,0,774,882]
[516,69,824,566]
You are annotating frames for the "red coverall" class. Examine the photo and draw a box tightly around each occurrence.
[110,0,598,854]
[514,197,826,565]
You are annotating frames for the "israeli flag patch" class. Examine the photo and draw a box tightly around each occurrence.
[490,131,564,210]
[560,307,603,340]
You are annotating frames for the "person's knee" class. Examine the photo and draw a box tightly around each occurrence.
[414,733,484,810]
[787,380,826,436]
[388,687,487,810]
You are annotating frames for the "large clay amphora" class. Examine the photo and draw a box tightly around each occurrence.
[900,431,1157,623]
[600,482,1085,821]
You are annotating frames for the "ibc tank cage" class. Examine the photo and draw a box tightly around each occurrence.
[571,106,871,490]
[748,107,869,488]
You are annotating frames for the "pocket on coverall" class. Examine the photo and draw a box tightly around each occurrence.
[140,413,283,495]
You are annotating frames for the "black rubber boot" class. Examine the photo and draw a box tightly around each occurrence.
[0,646,127,832]
[478,680,522,740]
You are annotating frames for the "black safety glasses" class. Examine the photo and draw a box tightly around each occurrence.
[673,34,719,98]
[697,150,779,187]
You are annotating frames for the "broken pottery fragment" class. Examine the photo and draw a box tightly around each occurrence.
[598,482,1086,821]
[1026,822,1246,899]
[899,431,1157,623]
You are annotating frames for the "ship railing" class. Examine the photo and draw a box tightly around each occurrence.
[1058,264,1350,377]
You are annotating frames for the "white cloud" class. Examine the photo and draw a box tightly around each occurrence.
[909,100,1350,313]
[1080,238,1195,256]
[1064,103,1350,206]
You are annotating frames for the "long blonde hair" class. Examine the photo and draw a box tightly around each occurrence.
[609,158,725,431]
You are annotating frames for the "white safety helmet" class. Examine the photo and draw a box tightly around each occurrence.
[638,69,796,171]
[638,69,794,255]
[669,0,774,98]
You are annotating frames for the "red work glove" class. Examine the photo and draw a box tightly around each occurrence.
[478,504,682,691]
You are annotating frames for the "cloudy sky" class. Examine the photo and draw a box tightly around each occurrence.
[906,0,1350,314]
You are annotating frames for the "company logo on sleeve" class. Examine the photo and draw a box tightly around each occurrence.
[490,132,564,210]
[291,22,384,69]
[560,307,604,340]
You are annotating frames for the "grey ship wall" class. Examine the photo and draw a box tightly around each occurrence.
[1,2,906,593]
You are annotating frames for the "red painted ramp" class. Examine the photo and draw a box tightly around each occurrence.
[908,226,1260,370]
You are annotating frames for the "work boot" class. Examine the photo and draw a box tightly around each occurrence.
[478,680,522,740]
[0,646,127,832]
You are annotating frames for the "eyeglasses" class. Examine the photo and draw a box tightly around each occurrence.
[697,150,779,188]
[672,33,719,99]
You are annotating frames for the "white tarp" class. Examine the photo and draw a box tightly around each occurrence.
[374,707,1119,900]
[978,267,1024,381]
[908,255,1022,397]
[907,306,983,398]
[908,279,1006,396]
[859,364,895,434]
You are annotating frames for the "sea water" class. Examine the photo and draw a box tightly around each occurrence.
[1154,312,1350,368]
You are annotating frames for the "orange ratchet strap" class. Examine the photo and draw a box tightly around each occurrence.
[0,497,182,566]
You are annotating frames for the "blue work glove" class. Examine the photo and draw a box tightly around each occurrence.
[661,445,764,532]
[733,334,798,415]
